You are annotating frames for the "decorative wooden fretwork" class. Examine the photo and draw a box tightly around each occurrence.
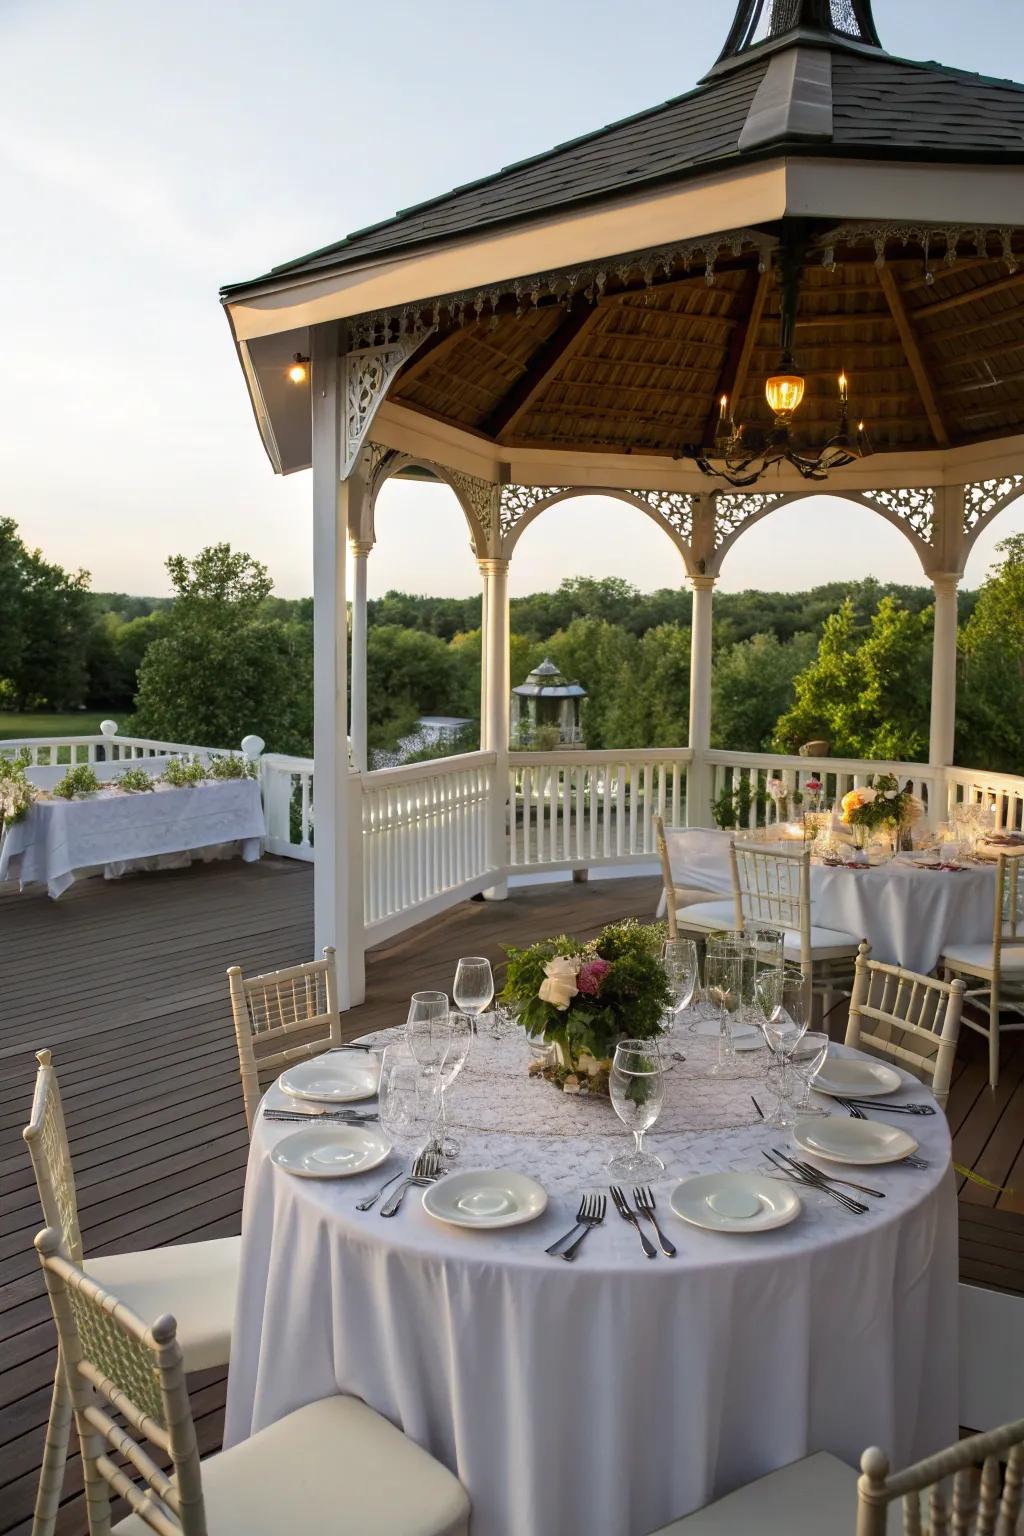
[449,470,500,547]
[342,336,432,476]
[713,492,784,548]
[499,484,569,541]
[627,490,696,544]
[860,487,935,545]
[963,476,1024,537]
[815,222,1022,281]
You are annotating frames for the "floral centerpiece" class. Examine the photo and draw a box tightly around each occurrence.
[498,920,671,1096]
[840,773,923,850]
[0,750,36,830]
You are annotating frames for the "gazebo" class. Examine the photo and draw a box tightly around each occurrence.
[512,659,587,747]
[221,0,1024,1004]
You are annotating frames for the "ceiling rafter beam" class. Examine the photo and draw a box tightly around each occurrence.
[912,270,1024,320]
[877,264,949,447]
[702,267,773,446]
[484,298,602,440]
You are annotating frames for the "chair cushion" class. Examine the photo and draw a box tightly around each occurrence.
[86,1236,240,1374]
[656,886,717,919]
[675,899,737,931]
[784,926,862,961]
[943,942,1024,975]
[114,1395,469,1536]
[647,1450,898,1534]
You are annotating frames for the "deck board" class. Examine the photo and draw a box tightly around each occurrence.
[0,855,1021,1534]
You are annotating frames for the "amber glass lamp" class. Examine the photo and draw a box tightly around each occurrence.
[765,359,805,421]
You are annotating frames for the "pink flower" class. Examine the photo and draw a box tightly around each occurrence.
[805,778,822,793]
[577,957,611,996]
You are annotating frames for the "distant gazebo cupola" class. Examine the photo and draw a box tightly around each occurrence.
[222,0,1024,1004]
[511,661,586,748]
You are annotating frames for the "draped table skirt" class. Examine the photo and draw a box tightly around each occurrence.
[226,1031,957,1536]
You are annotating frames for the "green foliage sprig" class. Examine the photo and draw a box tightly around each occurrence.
[162,757,208,789]
[53,764,100,799]
[205,754,258,780]
[0,749,36,825]
[710,778,768,830]
[115,766,156,793]
[499,919,671,1080]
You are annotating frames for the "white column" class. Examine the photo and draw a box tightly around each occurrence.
[480,557,510,899]
[348,539,371,774]
[929,572,960,769]
[479,571,491,750]
[687,574,716,828]
[311,325,365,1006]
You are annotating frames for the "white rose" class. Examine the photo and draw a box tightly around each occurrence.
[858,787,877,804]
[538,954,581,1010]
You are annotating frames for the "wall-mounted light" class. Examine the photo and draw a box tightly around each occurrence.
[287,353,310,385]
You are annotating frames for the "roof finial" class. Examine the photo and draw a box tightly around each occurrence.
[715,0,882,67]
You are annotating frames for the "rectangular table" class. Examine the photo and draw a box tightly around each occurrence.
[0,778,265,898]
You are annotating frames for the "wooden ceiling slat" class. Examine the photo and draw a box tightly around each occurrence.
[484,299,603,440]
[703,267,773,445]
[877,263,950,446]
[912,270,1024,320]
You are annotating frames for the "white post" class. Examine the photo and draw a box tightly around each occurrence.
[479,570,491,750]
[929,572,960,769]
[480,556,510,899]
[311,325,365,1007]
[349,539,371,774]
[687,574,716,827]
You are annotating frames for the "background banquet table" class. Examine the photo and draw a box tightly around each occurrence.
[0,777,265,897]
[667,827,994,973]
[226,1028,957,1536]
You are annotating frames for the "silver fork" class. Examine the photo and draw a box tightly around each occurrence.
[609,1185,657,1258]
[788,1157,885,1199]
[379,1150,442,1217]
[356,1168,405,1212]
[264,1108,379,1124]
[764,1150,869,1215]
[633,1186,677,1256]
[546,1195,590,1256]
[559,1194,607,1262]
[842,1101,928,1167]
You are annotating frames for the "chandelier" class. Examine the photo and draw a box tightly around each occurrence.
[679,231,872,488]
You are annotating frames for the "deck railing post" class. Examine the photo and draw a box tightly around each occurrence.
[687,574,716,828]
[480,556,510,898]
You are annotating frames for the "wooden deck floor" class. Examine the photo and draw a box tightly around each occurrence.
[1,857,1022,1533]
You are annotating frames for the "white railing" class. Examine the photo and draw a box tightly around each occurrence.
[0,721,255,768]
[261,752,315,860]
[361,752,498,934]
[947,765,1024,832]
[704,750,944,829]
[508,749,692,870]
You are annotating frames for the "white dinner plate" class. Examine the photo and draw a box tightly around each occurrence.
[270,1123,392,1179]
[811,1057,902,1098]
[279,1054,379,1103]
[793,1115,918,1166]
[693,1016,764,1052]
[670,1172,801,1234]
[422,1170,548,1229]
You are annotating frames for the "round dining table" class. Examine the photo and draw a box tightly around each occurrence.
[225,1027,957,1536]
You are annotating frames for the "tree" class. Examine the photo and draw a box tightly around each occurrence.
[364,625,459,752]
[543,619,638,749]
[0,520,92,710]
[957,534,1024,771]
[133,545,312,753]
[603,624,692,747]
[711,631,817,752]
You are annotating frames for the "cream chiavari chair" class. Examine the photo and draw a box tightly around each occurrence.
[941,848,1024,1090]
[648,1420,1024,1534]
[845,942,965,1108]
[34,1228,471,1536]
[227,946,342,1131]
[23,1052,240,1536]
[652,816,735,941]
[729,839,860,1016]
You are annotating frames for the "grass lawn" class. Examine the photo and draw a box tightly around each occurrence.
[0,711,132,741]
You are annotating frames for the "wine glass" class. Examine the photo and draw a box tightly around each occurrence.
[754,969,809,1127]
[661,938,699,1037]
[453,957,495,1035]
[704,945,743,1077]
[788,1031,830,1116]
[608,1039,665,1177]
[437,1011,473,1156]
[406,992,451,1079]
[378,1043,438,1159]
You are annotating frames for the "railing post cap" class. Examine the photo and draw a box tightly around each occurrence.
[241,735,265,760]
[99,720,119,737]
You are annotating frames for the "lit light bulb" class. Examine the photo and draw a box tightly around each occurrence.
[765,371,805,421]
[838,372,849,402]
[287,354,309,385]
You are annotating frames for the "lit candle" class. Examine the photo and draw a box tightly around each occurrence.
[838,371,849,403]
[719,394,729,423]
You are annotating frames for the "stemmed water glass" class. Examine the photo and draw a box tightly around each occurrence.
[788,1031,830,1117]
[378,1042,439,1159]
[661,938,699,1039]
[753,968,809,1127]
[437,1010,473,1156]
[453,956,495,1035]
[607,1039,666,1178]
[703,947,743,1077]
[406,991,450,1148]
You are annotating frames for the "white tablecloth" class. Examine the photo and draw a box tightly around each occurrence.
[0,778,265,897]
[226,1029,957,1536]
[667,828,993,973]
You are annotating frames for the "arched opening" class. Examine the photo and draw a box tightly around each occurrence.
[363,474,483,766]
[962,493,1024,587]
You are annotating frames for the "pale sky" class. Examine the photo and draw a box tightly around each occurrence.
[1,0,1021,602]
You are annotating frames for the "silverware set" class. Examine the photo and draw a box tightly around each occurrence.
[763,1149,871,1214]
[379,1149,443,1217]
[263,1107,379,1124]
[632,1185,677,1256]
[841,1101,928,1167]
[609,1185,658,1258]
[546,1193,606,1261]
[835,1096,935,1117]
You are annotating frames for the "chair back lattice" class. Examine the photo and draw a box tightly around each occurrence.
[653,816,678,940]
[34,1227,206,1536]
[730,840,809,939]
[845,943,964,1107]
[855,1421,1024,1536]
[994,851,1024,988]
[23,1050,83,1264]
[227,946,342,1131]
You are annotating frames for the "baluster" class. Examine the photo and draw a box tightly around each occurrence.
[931,1482,951,1536]
[300,775,311,850]
[602,764,612,860]
[615,764,626,858]
[573,765,584,863]
[952,1467,979,1535]
[672,759,682,826]
[996,1442,1023,1536]
[902,1490,922,1536]
[977,1455,1001,1536]
[520,767,532,866]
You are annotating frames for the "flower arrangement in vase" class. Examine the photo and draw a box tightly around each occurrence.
[499,920,671,1096]
[0,750,36,830]
[840,773,923,853]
